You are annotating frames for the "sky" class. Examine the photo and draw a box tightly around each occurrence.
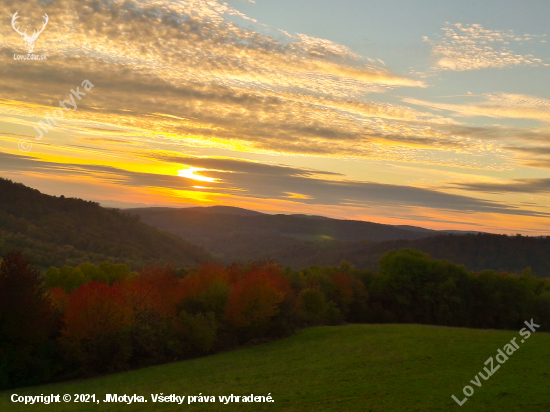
[1,0,550,235]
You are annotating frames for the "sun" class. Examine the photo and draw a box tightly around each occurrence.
[177,167,217,183]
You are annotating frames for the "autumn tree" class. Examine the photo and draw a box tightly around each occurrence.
[181,263,230,317]
[224,268,288,330]
[60,281,134,374]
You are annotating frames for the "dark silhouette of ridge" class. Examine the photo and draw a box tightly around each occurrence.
[0,178,216,270]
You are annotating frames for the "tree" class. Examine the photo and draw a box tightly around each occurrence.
[60,281,134,374]
[375,249,469,325]
[299,288,326,324]
[0,251,54,388]
[181,263,230,317]
[224,269,287,329]
[44,266,87,292]
[331,273,354,315]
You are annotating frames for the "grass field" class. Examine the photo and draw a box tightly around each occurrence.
[1,324,549,411]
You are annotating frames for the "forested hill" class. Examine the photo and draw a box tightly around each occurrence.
[128,206,549,277]
[127,206,446,265]
[128,206,438,245]
[0,178,215,270]
[272,233,550,277]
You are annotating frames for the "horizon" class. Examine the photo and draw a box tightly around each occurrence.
[8,175,548,237]
[2,0,550,235]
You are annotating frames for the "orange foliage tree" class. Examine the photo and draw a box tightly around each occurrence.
[61,281,133,344]
[181,263,231,316]
[60,281,134,372]
[224,266,289,328]
[125,265,184,320]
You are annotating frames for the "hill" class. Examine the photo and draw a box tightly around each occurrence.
[275,233,550,276]
[127,206,439,261]
[128,206,439,243]
[0,178,215,270]
[1,324,548,411]
[127,206,550,276]
[182,205,266,216]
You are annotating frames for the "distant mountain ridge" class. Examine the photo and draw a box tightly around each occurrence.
[126,206,441,243]
[128,205,550,277]
[3,181,547,277]
[129,205,485,236]
[127,205,439,265]
[182,206,266,216]
[0,178,216,270]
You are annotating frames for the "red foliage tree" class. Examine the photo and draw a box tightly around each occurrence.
[224,268,289,328]
[61,281,133,346]
[182,263,229,299]
[127,265,184,319]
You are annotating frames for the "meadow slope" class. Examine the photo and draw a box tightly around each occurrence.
[1,324,549,411]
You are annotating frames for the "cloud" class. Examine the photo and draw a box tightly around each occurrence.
[5,150,546,218]
[147,153,345,178]
[503,145,550,169]
[3,0,486,169]
[451,178,550,194]
[424,23,547,71]
[404,93,550,122]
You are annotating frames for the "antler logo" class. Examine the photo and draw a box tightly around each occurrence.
[11,11,49,54]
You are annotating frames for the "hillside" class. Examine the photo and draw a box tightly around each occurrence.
[275,233,550,276]
[0,178,215,270]
[127,206,550,276]
[2,324,548,411]
[127,206,439,261]
[128,207,439,243]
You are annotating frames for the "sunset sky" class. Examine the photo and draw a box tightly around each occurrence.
[1,0,550,234]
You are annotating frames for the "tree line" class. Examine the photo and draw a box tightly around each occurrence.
[1,248,549,389]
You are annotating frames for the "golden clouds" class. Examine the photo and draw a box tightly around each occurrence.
[424,23,548,71]
[1,0,549,235]
[404,94,550,122]
[8,0,538,173]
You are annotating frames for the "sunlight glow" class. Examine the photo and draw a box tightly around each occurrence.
[177,167,217,183]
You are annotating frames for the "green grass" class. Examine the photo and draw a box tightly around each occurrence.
[2,324,549,411]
